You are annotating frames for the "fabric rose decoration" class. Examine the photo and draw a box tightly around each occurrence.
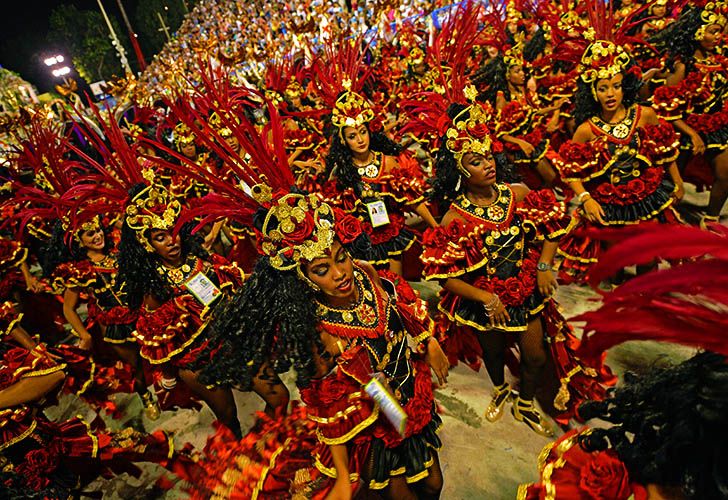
[423,227,449,248]
[334,210,363,244]
[578,450,633,500]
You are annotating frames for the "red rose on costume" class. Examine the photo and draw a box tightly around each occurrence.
[423,227,449,247]
[334,211,362,244]
[502,277,523,303]
[368,117,384,133]
[578,450,633,500]
[521,256,537,276]
[284,212,315,244]
[447,219,468,241]
[525,189,557,211]
[468,122,490,139]
[627,179,646,199]
[492,139,505,153]
[640,168,662,186]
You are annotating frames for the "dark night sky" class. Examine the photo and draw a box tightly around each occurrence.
[0,0,140,93]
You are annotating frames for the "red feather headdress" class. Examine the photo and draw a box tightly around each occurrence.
[575,223,728,365]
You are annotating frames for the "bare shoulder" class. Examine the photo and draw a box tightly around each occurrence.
[509,183,531,202]
[573,121,594,143]
[638,105,659,126]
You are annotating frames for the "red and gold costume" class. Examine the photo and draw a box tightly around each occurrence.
[300,266,441,490]
[421,185,612,423]
[51,253,138,345]
[134,253,244,367]
[555,104,682,279]
[518,429,648,500]
[0,340,173,496]
[322,149,427,265]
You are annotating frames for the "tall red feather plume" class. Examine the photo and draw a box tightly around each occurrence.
[575,224,728,365]
[312,35,374,108]
[2,115,81,238]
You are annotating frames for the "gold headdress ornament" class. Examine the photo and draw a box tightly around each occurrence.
[60,214,103,243]
[208,111,233,138]
[254,186,337,271]
[696,1,728,40]
[503,33,526,69]
[174,122,195,148]
[407,46,426,67]
[444,86,502,176]
[506,0,522,24]
[577,40,631,84]
[331,79,375,130]
[124,168,182,252]
[284,77,304,100]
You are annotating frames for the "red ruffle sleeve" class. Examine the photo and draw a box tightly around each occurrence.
[639,120,680,165]
[554,139,609,183]
[516,189,574,241]
[375,153,427,207]
[210,253,246,292]
[0,238,27,271]
[0,345,66,452]
[51,260,96,293]
[299,345,379,446]
[497,100,534,137]
[134,294,209,365]
[420,219,489,280]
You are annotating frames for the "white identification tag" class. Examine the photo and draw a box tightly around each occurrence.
[364,375,407,436]
[366,200,390,228]
[185,272,222,307]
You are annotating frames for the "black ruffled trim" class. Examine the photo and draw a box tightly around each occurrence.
[448,289,546,332]
[510,139,549,164]
[368,409,442,489]
[680,123,728,152]
[103,323,136,343]
[368,228,417,265]
[600,178,676,223]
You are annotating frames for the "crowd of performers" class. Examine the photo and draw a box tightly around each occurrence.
[1,0,728,498]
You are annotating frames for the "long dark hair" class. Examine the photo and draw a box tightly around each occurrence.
[578,351,728,500]
[649,6,704,72]
[324,122,402,196]
[117,183,209,309]
[429,104,519,213]
[41,219,112,278]
[471,56,512,105]
[573,66,642,125]
[198,256,323,389]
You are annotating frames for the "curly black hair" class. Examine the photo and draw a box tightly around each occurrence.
[323,123,402,197]
[197,256,323,390]
[572,66,643,125]
[578,351,728,500]
[429,104,519,213]
[41,219,113,278]
[117,183,209,309]
[471,56,512,105]
[524,29,548,63]
[649,6,704,73]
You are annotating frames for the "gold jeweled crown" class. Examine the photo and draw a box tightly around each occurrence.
[578,40,631,84]
[696,1,728,40]
[256,187,337,270]
[124,168,182,252]
[174,122,195,147]
[331,80,375,130]
[444,90,501,174]
[285,77,304,100]
[208,111,233,138]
